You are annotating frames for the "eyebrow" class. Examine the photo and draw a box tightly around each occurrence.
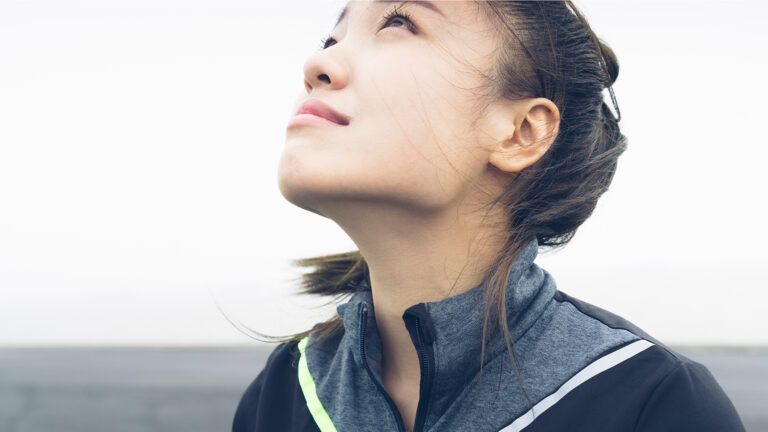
[334,0,445,29]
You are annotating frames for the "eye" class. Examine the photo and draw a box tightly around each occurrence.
[317,5,417,51]
[377,5,417,33]
[318,33,335,50]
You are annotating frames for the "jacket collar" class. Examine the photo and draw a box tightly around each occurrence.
[334,236,556,418]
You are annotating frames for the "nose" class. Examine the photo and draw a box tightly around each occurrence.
[302,47,349,94]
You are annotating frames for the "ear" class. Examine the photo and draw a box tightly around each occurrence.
[486,98,560,174]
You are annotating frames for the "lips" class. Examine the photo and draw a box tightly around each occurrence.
[295,99,350,126]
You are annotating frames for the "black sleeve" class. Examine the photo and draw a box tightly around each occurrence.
[634,360,746,432]
[232,343,280,432]
[231,340,321,432]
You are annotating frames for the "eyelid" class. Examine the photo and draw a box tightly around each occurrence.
[317,4,418,51]
[376,5,418,33]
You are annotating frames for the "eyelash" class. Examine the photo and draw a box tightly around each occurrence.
[317,5,417,50]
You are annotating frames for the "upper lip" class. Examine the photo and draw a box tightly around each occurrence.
[295,98,350,125]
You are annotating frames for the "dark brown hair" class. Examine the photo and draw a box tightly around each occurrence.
[230,0,627,394]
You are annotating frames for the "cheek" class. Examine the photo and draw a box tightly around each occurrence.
[280,116,435,189]
[279,118,462,212]
[346,109,478,211]
[369,87,482,193]
[363,68,462,169]
[278,60,481,211]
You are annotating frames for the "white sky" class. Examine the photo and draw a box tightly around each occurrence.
[0,0,766,346]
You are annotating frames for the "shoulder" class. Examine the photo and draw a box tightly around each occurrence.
[631,351,746,431]
[232,339,320,432]
[552,289,663,345]
[239,340,302,402]
[541,290,745,431]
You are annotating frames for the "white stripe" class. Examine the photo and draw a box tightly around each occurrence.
[498,339,654,432]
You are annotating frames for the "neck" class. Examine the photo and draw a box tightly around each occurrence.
[323,198,508,391]
[333,234,548,430]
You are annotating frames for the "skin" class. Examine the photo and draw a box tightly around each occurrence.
[279,1,560,430]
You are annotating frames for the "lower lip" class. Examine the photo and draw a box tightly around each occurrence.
[286,113,347,128]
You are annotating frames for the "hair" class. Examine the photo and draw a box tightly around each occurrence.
[227,0,627,410]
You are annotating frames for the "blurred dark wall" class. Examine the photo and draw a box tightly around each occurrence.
[0,346,765,431]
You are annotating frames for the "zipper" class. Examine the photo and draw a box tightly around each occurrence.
[359,303,407,432]
[403,305,436,432]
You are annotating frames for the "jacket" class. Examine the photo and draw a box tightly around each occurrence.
[232,236,746,431]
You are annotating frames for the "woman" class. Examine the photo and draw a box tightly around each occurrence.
[233,1,745,431]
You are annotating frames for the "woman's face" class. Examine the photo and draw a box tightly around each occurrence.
[279,0,503,218]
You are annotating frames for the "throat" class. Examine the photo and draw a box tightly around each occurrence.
[382,368,421,432]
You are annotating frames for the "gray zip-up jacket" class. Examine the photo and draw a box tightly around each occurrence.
[233,236,745,431]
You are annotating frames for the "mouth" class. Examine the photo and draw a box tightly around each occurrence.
[287,113,348,128]
[292,98,350,126]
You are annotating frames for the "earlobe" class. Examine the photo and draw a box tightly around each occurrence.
[488,150,527,174]
[488,138,550,174]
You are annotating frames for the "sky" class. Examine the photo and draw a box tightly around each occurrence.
[0,0,766,346]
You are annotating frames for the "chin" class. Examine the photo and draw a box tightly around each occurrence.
[277,159,326,217]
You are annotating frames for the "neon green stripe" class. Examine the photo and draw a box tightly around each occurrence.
[297,336,338,432]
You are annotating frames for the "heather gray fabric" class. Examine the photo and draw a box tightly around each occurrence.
[303,237,639,431]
